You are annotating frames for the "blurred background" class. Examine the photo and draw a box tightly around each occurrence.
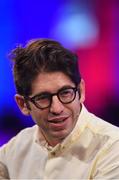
[0,0,119,146]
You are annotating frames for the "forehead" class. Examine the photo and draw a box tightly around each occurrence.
[31,72,75,95]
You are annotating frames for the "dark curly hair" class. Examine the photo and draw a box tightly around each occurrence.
[10,38,81,96]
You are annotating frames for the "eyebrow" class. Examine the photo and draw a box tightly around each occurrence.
[30,85,76,98]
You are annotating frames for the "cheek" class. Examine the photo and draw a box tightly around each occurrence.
[30,108,49,125]
[71,100,81,117]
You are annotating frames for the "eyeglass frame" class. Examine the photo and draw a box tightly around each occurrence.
[24,86,79,110]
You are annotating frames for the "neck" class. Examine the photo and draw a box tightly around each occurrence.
[40,129,64,147]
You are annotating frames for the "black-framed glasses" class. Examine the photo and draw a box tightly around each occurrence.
[25,87,78,110]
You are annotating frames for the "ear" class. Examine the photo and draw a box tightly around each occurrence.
[15,94,30,116]
[78,79,85,103]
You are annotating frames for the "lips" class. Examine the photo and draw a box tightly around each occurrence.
[48,116,69,123]
[47,116,70,130]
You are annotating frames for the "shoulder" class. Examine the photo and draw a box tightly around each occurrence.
[0,125,37,160]
[80,105,119,143]
[88,112,119,139]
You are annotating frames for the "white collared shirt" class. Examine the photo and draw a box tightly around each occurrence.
[0,105,119,179]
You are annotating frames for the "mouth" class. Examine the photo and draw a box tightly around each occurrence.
[47,115,71,136]
[48,117,68,123]
[47,116,70,130]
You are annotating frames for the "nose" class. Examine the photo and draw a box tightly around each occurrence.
[49,95,64,114]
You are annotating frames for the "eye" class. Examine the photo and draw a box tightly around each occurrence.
[34,93,50,101]
[59,89,73,97]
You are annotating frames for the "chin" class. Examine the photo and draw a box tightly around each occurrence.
[51,129,71,140]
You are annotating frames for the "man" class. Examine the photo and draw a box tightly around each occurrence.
[0,39,119,179]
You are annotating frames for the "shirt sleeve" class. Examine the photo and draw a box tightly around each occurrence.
[0,161,9,179]
[0,144,10,179]
[92,140,119,179]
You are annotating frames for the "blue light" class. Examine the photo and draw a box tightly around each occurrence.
[50,13,99,49]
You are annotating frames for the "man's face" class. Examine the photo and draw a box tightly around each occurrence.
[16,72,85,146]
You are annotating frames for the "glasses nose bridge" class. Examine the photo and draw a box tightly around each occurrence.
[51,91,60,103]
[49,91,64,114]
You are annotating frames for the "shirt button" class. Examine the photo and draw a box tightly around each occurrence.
[51,152,56,156]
